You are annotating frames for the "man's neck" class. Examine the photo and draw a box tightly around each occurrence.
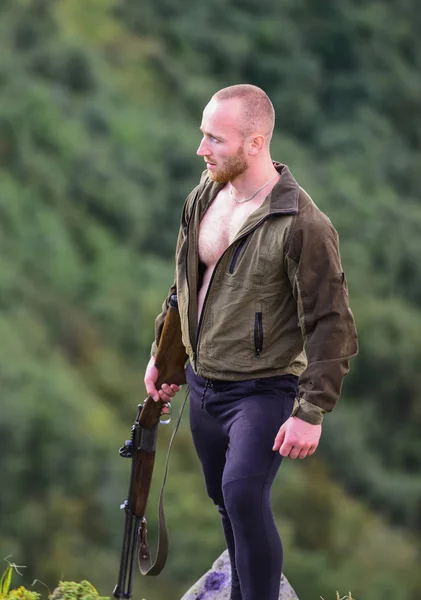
[229,161,278,202]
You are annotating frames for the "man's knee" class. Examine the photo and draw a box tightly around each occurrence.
[205,482,225,507]
[222,476,265,519]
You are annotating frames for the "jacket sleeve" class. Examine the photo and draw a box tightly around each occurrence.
[150,175,207,358]
[285,207,358,425]
[150,286,177,359]
[150,215,186,358]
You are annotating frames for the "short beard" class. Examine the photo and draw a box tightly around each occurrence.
[208,143,248,183]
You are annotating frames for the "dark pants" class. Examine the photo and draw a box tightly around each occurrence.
[186,364,297,600]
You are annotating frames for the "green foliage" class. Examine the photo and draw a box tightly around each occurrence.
[0,566,13,597]
[50,581,107,600]
[0,565,108,600]
[2,588,40,600]
[0,1,421,599]
[3,588,40,600]
[0,564,39,600]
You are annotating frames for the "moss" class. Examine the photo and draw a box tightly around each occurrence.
[49,581,109,600]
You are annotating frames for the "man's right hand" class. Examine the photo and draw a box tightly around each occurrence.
[144,357,181,403]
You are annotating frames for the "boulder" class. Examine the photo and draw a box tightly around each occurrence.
[180,550,299,600]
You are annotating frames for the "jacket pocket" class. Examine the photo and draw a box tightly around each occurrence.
[254,311,264,357]
[229,238,248,274]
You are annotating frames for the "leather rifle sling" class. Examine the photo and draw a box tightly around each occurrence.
[138,387,189,575]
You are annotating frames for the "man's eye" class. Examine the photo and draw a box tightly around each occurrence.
[211,136,220,143]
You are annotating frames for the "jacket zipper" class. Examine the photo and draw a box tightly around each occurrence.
[185,234,195,368]
[195,254,222,370]
[185,188,204,369]
[254,312,264,357]
[185,184,222,369]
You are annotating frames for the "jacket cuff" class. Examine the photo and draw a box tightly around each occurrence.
[291,397,326,425]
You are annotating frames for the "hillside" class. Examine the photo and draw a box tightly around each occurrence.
[1,1,421,599]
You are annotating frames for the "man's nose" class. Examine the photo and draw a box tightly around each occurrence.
[197,137,210,156]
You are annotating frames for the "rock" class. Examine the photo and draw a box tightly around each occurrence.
[180,550,299,600]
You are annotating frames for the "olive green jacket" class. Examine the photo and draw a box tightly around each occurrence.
[152,163,358,424]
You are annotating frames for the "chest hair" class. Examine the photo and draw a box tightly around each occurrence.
[198,189,259,266]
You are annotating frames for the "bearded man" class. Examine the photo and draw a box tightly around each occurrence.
[144,84,358,600]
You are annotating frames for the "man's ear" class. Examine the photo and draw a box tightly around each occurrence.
[248,135,265,155]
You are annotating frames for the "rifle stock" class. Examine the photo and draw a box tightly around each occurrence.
[113,295,188,599]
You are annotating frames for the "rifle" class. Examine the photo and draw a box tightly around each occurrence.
[113,295,188,599]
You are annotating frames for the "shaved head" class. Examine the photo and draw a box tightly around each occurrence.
[213,84,275,140]
[197,84,276,183]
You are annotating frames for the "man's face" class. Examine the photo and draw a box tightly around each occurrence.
[197,98,248,183]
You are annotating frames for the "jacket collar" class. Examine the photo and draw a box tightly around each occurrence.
[269,162,299,215]
[198,162,299,218]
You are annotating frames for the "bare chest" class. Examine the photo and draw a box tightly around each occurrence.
[198,190,256,266]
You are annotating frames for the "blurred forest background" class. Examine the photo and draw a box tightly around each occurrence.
[1,0,421,599]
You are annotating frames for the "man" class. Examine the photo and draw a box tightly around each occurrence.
[144,84,358,600]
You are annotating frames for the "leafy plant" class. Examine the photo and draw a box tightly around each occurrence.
[0,563,109,600]
[0,564,13,598]
[0,562,39,600]
[49,581,108,600]
[4,588,40,600]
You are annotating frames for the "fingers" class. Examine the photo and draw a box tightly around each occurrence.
[145,380,181,403]
[296,445,312,459]
[144,360,181,402]
[281,443,317,460]
[272,424,286,451]
[279,438,293,457]
[277,433,317,459]
[275,417,321,459]
[157,383,181,403]
[297,447,309,460]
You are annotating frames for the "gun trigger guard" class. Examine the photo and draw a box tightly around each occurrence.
[159,402,172,425]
